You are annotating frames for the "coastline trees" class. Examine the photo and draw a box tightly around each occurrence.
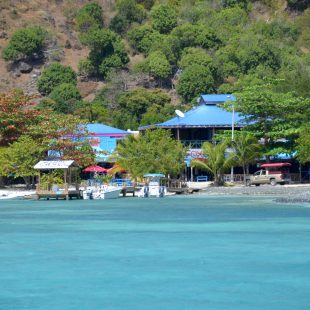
[191,140,234,186]
[0,136,45,188]
[230,83,309,159]
[116,129,186,180]
[0,91,95,185]
[296,124,310,164]
[231,131,262,180]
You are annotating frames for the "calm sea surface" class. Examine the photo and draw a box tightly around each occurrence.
[0,196,310,310]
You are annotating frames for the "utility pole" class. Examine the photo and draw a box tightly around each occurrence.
[229,95,235,183]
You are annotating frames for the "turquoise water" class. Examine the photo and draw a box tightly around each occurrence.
[0,196,310,310]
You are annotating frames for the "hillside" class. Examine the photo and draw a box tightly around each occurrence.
[0,0,309,129]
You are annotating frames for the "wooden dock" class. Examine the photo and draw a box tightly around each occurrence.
[121,186,140,197]
[166,179,189,194]
[36,189,81,200]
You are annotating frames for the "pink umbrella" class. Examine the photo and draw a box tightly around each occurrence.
[83,165,108,173]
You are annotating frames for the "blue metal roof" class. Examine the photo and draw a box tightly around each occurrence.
[86,123,129,135]
[200,94,236,104]
[139,104,243,129]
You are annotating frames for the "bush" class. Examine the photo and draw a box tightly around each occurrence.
[2,26,47,61]
[49,83,81,114]
[222,0,249,9]
[78,58,96,76]
[150,4,178,34]
[116,0,146,24]
[128,25,162,54]
[171,23,220,50]
[109,14,129,34]
[179,47,212,70]
[99,54,124,77]
[287,0,309,11]
[37,63,77,95]
[145,51,171,80]
[75,2,104,33]
[177,64,215,102]
[79,29,129,78]
[113,88,171,129]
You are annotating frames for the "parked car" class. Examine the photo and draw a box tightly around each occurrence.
[245,163,291,186]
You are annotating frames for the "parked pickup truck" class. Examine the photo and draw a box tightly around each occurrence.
[245,163,291,186]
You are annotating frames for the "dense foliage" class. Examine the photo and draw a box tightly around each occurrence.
[2,26,47,61]
[1,0,309,187]
[0,91,95,185]
[191,140,235,186]
[116,129,186,179]
[37,63,77,95]
[48,83,82,114]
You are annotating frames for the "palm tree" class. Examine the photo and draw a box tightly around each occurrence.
[191,140,234,186]
[232,131,261,182]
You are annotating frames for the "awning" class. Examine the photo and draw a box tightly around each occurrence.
[34,160,78,169]
[261,163,291,168]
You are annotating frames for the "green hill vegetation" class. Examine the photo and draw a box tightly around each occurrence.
[0,0,309,171]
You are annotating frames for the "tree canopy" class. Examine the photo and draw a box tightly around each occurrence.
[2,26,47,61]
[37,63,77,95]
[116,129,186,179]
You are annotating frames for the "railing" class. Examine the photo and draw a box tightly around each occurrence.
[223,174,245,183]
[166,179,188,189]
[111,178,133,187]
[196,176,208,182]
[36,183,69,195]
[181,140,209,148]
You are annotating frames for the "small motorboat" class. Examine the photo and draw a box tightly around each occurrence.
[137,173,166,198]
[82,185,122,199]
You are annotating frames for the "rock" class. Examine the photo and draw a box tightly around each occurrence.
[43,12,56,27]
[73,43,82,50]
[65,40,72,49]
[0,31,8,39]
[12,71,21,78]
[17,61,33,73]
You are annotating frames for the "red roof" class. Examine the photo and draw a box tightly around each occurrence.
[261,163,291,168]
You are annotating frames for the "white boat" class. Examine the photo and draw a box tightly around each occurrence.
[137,173,167,198]
[82,185,122,199]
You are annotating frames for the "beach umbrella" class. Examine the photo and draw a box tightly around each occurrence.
[83,165,108,173]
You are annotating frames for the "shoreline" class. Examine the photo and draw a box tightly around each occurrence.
[0,184,310,203]
[194,183,310,203]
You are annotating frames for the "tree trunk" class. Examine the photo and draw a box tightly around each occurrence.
[23,176,31,189]
[243,164,246,184]
[0,176,5,188]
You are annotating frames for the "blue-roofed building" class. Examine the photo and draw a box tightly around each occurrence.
[139,94,243,149]
[139,94,243,180]
[86,124,130,162]
[48,123,130,163]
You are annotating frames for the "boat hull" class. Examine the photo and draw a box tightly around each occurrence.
[82,187,122,199]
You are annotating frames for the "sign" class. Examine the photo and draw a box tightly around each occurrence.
[186,148,206,160]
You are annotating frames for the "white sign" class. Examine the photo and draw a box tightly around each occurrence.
[34,160,77,169]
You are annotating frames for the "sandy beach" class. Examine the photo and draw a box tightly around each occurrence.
[0,183,309,203]
[0,188,35,200]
